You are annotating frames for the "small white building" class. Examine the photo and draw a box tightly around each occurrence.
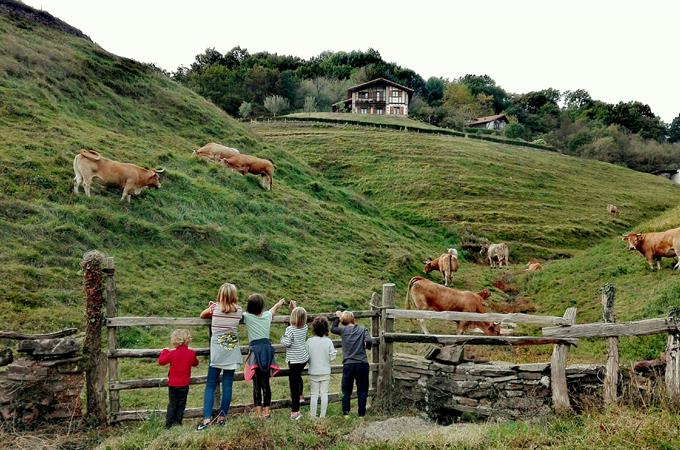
[467,114,509,131]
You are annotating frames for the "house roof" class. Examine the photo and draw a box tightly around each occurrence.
[347,78,414,94]
[467,114,509,126]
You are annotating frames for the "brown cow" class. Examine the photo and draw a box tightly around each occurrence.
[623,228,680,270]
[73,150,164,202]
[193,142,240,162]
[526,261,542,272]
[220,154,274,191]
[423,249,460,286]
[608,204,620,216]
[405,276,501,335]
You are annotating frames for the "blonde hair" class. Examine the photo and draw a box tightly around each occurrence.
[170,329,192,347]
[289,306,307,328]
[340,311,355,326]
[216,282,238,313]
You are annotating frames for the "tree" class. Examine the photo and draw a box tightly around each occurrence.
[303,96,317,112]
[460,74,509,113]
[669,114,680,143]
[239,101,252,120]
[425,77,446,105]
[263,95,289,117]
[504,123,526,139]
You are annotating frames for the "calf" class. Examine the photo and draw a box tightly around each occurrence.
[220,153,274,191]
[607,204,620,216]
[73,150,164,202]
[423,249,460,286]
[405,276,500,335]
[526,261,542,272]
[623,228,680,270]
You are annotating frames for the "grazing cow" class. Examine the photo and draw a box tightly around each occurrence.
[220,154,274,191]
[73,150,164,202]
[423,248,460,286]
[481,243,509,268]
[192,142,240,162]
[526,261,542,272]
[608,204,620,216]
[405,276,501,336]
[622,228,680,271]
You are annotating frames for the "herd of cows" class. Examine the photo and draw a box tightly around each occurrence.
[70,143,680,336]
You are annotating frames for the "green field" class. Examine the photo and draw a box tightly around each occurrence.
[2,5,680,448]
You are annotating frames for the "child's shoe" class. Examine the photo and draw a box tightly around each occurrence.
[290,412,303,420]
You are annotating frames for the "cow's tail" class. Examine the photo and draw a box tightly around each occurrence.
[72,154,82,178]
[80,149,101,161]
[405,276,422,309]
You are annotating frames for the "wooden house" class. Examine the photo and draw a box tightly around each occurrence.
[467,114,509,131]
[333,78,414,116]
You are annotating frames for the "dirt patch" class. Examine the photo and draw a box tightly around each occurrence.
[349,416,487,446]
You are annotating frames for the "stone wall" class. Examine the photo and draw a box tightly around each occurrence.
[392,353,604,421]
[0,338,83,424]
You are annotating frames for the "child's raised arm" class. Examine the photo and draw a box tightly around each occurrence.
[330,311,343,335]
[363,327,373,350]
[269,298,286,315]
[199,301,215,319]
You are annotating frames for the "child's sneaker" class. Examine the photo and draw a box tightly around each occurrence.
[290,412,303,420]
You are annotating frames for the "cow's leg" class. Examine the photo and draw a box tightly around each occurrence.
[73,174,81,194]
[419,319,429,335]
[83,180,92,197]
[657,259,661,271]
[457,321,468,335]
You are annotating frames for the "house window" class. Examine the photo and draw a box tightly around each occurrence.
[376,91,382,101]
[361,108,368,114]
[376,108,384,115]
[391,90,402,98]
[360,91,369,99]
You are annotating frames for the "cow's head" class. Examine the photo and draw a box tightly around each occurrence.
[479,245,489,255]
[477,289,491,300]
[479,321,502,336]
[146,168,164,189]
[622,232,642,250]
[423,259,434,274]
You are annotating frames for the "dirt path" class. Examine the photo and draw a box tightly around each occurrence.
[349,416,488,446]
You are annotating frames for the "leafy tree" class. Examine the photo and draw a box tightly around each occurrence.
[669,114,680,143]
[239,101,252,119]
[303,96,317,112]
[563,89,593,111]
[460,74,509,113]
[263,95,289,117]
[504,123,526,139]
[190,47,224,72]
[425,77,446,104]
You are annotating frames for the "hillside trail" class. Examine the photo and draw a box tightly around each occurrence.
[349,416,488,446]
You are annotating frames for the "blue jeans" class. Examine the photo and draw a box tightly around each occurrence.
[202,366,235,419]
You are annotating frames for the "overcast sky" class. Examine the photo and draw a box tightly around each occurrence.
[24,0,679,122]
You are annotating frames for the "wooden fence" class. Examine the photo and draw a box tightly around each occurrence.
[84,255,680,423]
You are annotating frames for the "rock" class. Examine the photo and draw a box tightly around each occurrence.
[539,376,550,387]
[0,348,13,367]
[17,338,80,359]
[434,346,465,365]
[518,372,542,380]
[516,363,549,372]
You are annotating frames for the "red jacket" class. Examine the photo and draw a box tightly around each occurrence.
[158,345,199,387]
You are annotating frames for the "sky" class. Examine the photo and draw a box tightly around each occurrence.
[24,0,679,122]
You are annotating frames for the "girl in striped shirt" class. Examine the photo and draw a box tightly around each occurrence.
[280,301,308,420]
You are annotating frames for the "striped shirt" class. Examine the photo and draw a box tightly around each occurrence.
[208,303,242,336]
[280,324,309,364]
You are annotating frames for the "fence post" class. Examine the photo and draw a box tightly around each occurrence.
[103,257,119,422]
[666,327,680,403]
[601,284,618,406]
[550,306,577,413]
[81,250,107,425]
[377,283,395,409]
[370,292,380,391]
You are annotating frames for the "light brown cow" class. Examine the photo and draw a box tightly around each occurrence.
[608,204,620,216]
[405,276,501,335]
[423,249,460,286]
[526,261,542,272]
[622,228,680,270]
[220,154,274,191]
[73,150,164,202]
[193,142,240,162]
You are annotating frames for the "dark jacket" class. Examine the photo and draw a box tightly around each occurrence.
[331,318,373,364]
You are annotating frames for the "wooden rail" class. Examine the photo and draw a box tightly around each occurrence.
[112,389,375,422]
[383,332,578,346]
[542,317,678,338]
[107,310,377,328]
[386,309,569,326]
[0,328,78,340]
[110,364,377,391]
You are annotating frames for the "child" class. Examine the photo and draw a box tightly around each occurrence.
[280,301,309,420]
[243,293,285,418]
[158,329,199,428]
[332,311,373,417]
[306,316,337,418]
[197,282,243,431]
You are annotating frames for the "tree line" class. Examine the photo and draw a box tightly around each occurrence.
[172,46,680,174]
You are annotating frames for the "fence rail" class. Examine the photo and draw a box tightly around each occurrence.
[384,332,578,346]
[542,317,679,338]
[386,309,570,326]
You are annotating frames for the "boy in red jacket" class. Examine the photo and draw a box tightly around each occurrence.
[158,329,199,428]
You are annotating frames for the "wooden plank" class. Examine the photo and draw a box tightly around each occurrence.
[0,328,79,340]
[109,364,378,391]
[542,317,675,338]
[601,285,618,406]
[107,310,377,327]
[387,309,569,326]
[111,389,376,422]
[384,332,578,346]
[109,339,353,358]
[551,307,577,414]
[666,333,680,402]
[377,283,395,410]
[103,256,120,419]
[370,292,380,391]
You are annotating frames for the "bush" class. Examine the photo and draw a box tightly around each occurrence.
[504,122,526,139]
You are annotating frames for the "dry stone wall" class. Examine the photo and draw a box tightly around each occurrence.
[392,353,604,421]
[0,337,83,424]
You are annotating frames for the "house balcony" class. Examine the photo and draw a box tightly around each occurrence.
[355,99,387,108]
